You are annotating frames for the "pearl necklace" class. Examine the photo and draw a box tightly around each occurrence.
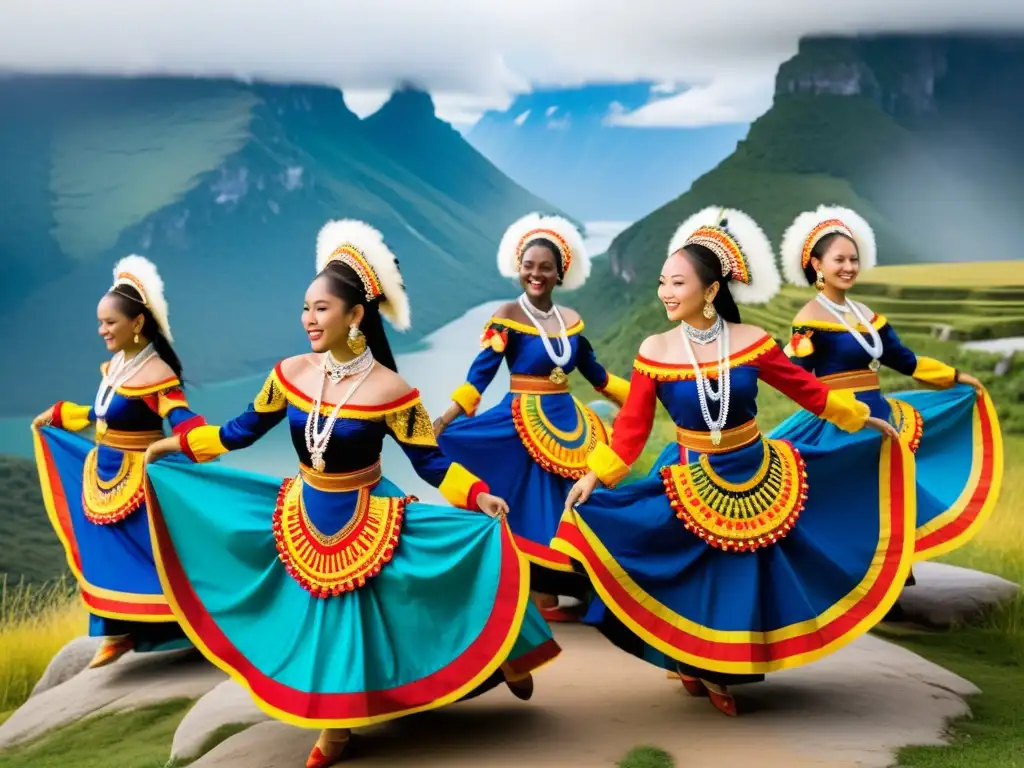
[680,321,731,447]
[324,348,373,384]
[815,293,884,372]
[94,344,158,419]
[518,293,572,383]
[305,355,375,472]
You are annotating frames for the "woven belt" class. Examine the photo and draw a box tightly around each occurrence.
[299,461,382,492]
[509,374,569,395]
[98,429,164,452]
[819,369,880,392]
[675,419,761,454]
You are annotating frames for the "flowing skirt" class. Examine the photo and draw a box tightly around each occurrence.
[768,384,1003,561]
[553,433,916,683]
[438,391,603,597]
[145,459,561,728]
[32,426,189,652]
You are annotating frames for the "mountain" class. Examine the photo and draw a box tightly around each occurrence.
[573,35,1024,353]
[0,76,564,417]
[466,83,749,222]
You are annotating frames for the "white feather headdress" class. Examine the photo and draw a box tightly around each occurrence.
[779,205,877,287]
[110,255,173,342]
[316,219,411,332]
[667,206,781,305]
[496,212,591,292]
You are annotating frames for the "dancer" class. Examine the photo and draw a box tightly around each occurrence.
[143,220,561,767]
[554,206,915,716]
[433,212,629,622]
[769,205,1002,565]
[30,255,198,669]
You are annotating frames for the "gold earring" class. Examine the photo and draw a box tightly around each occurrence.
[703,301,716,320]
[815,270,825,291]
[347,324,366,355]
[133,333,140,345]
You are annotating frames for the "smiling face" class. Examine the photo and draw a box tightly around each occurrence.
[519,243,561,300]
[658,250,718,324]
[303,274,363,354]
[811,234,860,291]
[96,294,143,353]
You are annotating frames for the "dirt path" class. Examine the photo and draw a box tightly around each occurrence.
[190,624,977,768]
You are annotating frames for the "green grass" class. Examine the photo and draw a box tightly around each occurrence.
[0,698,194,768]
[618,745,674,768]
[0,456,67,586]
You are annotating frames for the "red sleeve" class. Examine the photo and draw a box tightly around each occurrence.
[609,368,658,466]
[756,343,829,416]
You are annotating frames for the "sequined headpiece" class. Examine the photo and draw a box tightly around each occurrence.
[110,254,173,341]
[779,205,877,287]
[497,212,591,292]
[668,206,780,306]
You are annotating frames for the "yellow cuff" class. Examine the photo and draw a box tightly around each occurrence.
[59,403,93,432]
[183,424,229,463]
[912,357,958,388]
[821,390,870,433]
[438,462,482,509]
[586,442,630,488]
[451,382,482,417]
[599,373,630,407]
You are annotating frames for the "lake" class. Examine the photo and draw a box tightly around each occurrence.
[0,221,631,503]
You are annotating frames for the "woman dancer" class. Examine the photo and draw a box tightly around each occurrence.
[555,206,914,717]
[434,213,629,622]
[144,220,561,767]
[769,205,1002,566]
[31,256,198,669]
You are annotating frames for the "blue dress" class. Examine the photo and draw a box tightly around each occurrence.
[32,365,198,651]
[438,314,629,595]
[144,361,561,728]
[647,314,1005,563]
[552,335,916,685]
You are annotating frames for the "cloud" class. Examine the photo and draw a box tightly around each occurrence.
[513,109,531,126]
[545,105,559,117]
[605,71,777,127]
[1,0,1023,127]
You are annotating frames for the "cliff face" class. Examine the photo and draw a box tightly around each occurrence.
[575,34,1024,343]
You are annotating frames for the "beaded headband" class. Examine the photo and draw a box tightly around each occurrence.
[683,223,752,285]
[326,245,384,302]
[800,219,855,269]
[108,255,173,342]
[668,206,780,306]
[516,227,573,275]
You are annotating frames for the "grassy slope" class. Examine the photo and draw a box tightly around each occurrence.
[0,456,66,585]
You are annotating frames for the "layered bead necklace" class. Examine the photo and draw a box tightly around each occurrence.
[680,317,731,447]
[518,293,572,385]
[305,348,374,472]
[815,292,884,372]
[94,344,158,435]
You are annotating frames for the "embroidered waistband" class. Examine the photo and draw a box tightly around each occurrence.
[675,419,761,454]
[98,428,164,451]
[299,461,382,492]
[819,369,880,392]
[510,374,569,395]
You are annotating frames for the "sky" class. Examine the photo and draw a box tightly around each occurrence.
[2,1,1024,128]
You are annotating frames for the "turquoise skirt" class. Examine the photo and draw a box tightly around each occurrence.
[438,391,602,596]
[145,459,561,728]
[767,384,1003,561]
[553,433,915,682]
[31,426,189,652]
